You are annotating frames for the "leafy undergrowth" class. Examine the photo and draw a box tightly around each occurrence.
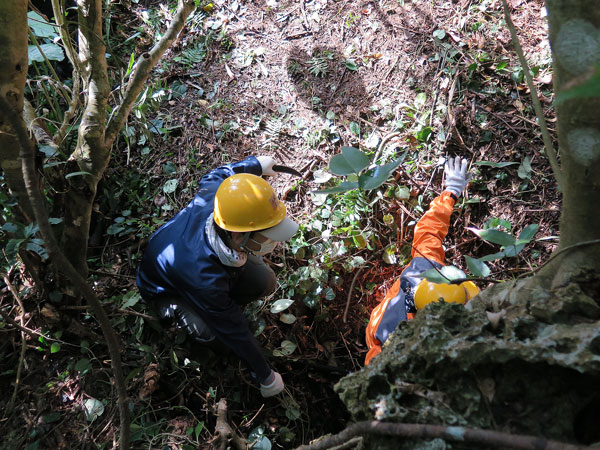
[0,0,561,448]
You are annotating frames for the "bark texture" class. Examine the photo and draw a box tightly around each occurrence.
[61,0,111,275]
[0,0,35,220]
[547,0,600,254]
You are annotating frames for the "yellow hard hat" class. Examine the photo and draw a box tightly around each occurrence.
[414,279,480,310]
[214,174,287,232]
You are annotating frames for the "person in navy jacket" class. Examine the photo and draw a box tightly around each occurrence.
[137,156,298,397]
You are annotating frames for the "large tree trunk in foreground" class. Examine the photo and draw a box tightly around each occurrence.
[0,0,35,221]
[334,1,600,448]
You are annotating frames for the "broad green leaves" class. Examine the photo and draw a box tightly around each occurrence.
[422,265,466,284]
[28,12,66,64]
[329,147,369,175]
[318,146,406,194]
[465,224,539,277]
[270,299,294,314]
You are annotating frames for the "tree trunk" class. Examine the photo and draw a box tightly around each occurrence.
[545,0,600,285]
[0,0,36,222]
[60,0,111,276]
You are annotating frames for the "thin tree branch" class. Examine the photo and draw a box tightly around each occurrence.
[296,421,594,450]
[0,95,131,450]
[501,0,562,187]
[104,0,196,148]
[51,0,81,143]
[3,273,28,414]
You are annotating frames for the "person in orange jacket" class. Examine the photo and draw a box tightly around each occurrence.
[365,156,480,365]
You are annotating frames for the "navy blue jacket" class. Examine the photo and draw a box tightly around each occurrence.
[136,157,272,381]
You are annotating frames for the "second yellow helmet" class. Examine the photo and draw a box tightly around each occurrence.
[414,279,480,310]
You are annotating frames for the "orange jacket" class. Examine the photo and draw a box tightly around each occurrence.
[364,191,457,365]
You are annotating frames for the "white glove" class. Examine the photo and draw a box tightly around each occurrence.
[256,156,277,176]
[444,156,470,197]
[260,371,284,397]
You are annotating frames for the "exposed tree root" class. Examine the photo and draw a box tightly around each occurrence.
[212,398,248,450]
[296,421,595,450]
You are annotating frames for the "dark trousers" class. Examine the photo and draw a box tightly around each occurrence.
[153,255,277,343]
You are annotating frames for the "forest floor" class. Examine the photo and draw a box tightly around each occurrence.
[0,0,560,449]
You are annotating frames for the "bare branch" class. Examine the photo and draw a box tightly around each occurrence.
[51,0,81,143]
[296,421,593,450]
[104,0,196,148]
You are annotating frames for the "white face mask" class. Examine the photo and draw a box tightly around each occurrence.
[241,233,278,256]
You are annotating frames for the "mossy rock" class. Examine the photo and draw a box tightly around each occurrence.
[335,278,600,449]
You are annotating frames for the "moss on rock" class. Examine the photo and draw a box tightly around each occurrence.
[335,278,600,449]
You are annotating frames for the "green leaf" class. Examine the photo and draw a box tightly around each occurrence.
[349,122,361,136]
[121,291,141,309]
[125,52,136,77]
[414,92,427,108]
[556,66,600,104]
[2,222,19,234]
[194,421,204,440]
[416,126,433,142]
[270,299,294,314]
[394,185,411,201]
[478,250,506,262]
[433,29,446,39]
[280,313,296,324]
[465,256,490,277]
[163,178,179,194]
[474,161,519,168]
[468,227,516,246]
[75,358,92,373]
[502,243,526,257]
[50,342,61,353]
[517,224,539,244]
[342,146,370,173]
[106,224,125,235]
[28,12,58,38]
[517,156,532,179]
[28,43,65,63]
[273,339,297,356]
[440,265,467,281]
[324,288,335,300]
[345,59,358,71]
[382,244,397,265]
[42,412,62,424]
[357,155,405,190]
[83,398,105,422]
[313,169,332,184]
[421,268,449,284]
[316,181,359,194]
[422,266,466,283]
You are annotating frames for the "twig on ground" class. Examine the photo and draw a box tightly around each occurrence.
[295,421,594,450]
[342,266,366,324]
[372,132,401,164]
